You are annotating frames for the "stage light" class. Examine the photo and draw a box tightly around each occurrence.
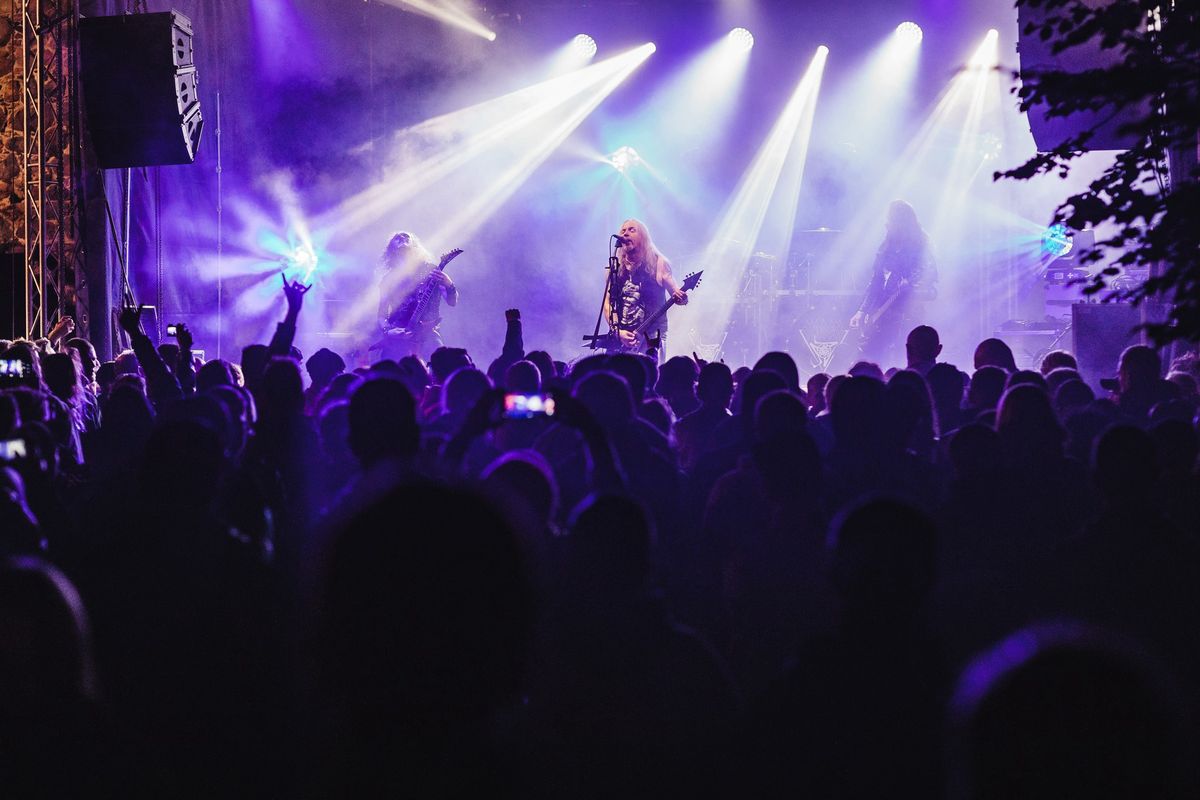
[572,34,597,59]
[728,27,754,52]
[609,145,641,173]
[817,45,829,56]
[1042,223,1074,258]
[375,0,497,42]
[286,243,319,281]
[896,21,923,45]
[980,131,1002,161]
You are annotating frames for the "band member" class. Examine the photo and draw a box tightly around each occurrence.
[849,200,936,364]
[605,218,688,354]
[377,231,457,358]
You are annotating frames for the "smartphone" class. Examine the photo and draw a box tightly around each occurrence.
[0,438,27,461]
[192,349,206,362]
[503,393,555,419]
[167,324,179,336]
[0,359,28,378]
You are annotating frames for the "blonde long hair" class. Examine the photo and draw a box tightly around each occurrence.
[618,218,664,277]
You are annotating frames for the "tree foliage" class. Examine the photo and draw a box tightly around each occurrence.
[997,0,1200,344]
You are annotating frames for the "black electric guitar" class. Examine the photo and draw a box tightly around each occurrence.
[583,270,704,353]
[370,248,463,357]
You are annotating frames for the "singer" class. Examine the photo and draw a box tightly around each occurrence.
[604,218,688,353]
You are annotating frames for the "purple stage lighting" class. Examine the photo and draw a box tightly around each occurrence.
[728,27,754,52]
[572,33,597,59]
[896,21,923,45]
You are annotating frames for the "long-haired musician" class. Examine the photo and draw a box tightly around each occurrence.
[605,218,688,353]
[377,231,458,358]
[848,200,936,364]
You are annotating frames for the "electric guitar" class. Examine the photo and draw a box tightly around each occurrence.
[583,270,704,353]
[370,248,463,356]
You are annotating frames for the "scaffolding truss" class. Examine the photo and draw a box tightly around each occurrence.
[19,0,83,340]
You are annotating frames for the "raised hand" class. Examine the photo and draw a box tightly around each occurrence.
[173,322,194,350]
[281,273,312,316]
[49,316,76,342]
[118,305,144,335]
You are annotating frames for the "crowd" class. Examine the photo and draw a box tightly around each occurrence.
[2,282,1200,798]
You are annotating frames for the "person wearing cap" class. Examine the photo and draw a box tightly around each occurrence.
[304,347,346,415]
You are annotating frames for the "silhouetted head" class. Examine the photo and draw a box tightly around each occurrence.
[996,384,1064,459]
[656,355,698,398]
[949,623,1189,800]
[1054,379,1095,417]
[967,366,1007,410]
[322,484,531,720]
[0,557,97,710]
[574,371,634,428]
[526,350,557,385]
[607,353,649,403]
[240,344,270,388]
[503,360,541,395]
[753,390,819,499]
[806,373,830,413]
[1006,369,1048,393]
[196,358,236,393]
[306,348,346,389]
[906,325,942,367]
[1118,345,1162,393]
[481,451,558,541]
[697,361,734,409]
[737,370,787,421]
[348,377,419,467]
[754,351,800,393]
[1040,350,1077,375]
[948,423,1002,481]
[261,357,305,419]
[829,497,937,624]
[429,347,471,384]
[831,375,888,453]
[888,368,938,441]
[974,338,1017,372]
[65,338,98,383]
[1045,367,1083,392]
[849,360,885,381]
[442,367,491,416]
[928,362,966,408]
[40,352,82,406]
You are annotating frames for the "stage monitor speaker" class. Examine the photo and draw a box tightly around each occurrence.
[80,11,204,168]
[1072,302,1141,389]
[1017,1,1144,152]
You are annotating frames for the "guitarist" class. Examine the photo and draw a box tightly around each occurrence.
[604,218,689,358]
[377,231,459,359]
[848,200,937,366]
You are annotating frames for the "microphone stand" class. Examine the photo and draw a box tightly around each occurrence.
[585,237,623,350]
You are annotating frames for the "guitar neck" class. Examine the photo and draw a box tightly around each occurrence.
[634,298,676,336]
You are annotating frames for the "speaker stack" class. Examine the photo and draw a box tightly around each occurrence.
[80,11,204,168]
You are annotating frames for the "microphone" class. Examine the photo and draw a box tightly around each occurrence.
[613,234,632,246]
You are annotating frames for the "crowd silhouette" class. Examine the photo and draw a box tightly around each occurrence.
[2,283,1199,798]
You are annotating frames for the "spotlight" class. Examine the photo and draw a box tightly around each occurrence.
[572,33,597,59]
[609,145,641,173]
[728,27,754,52]
[648,42,657,54]
[896,21,923,45]
[1042,223,1074,259]
[816,45,829,56]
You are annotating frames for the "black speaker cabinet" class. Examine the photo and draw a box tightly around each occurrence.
[1072,302,1141,389]
[80,11,203,168]
[1018,1,1145,152]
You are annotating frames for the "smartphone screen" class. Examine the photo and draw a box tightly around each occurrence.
[0,438,27,461]
[503,394,555,419]
[0,359,27,378]
[167,324,179,336]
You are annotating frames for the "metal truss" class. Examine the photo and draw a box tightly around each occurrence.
[20,0,83,340]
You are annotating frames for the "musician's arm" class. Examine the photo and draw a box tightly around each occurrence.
[656,256,688,305]
[441,272,459,307]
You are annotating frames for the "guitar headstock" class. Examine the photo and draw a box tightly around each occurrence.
[680,270,704,292]
[438,248,464,269]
